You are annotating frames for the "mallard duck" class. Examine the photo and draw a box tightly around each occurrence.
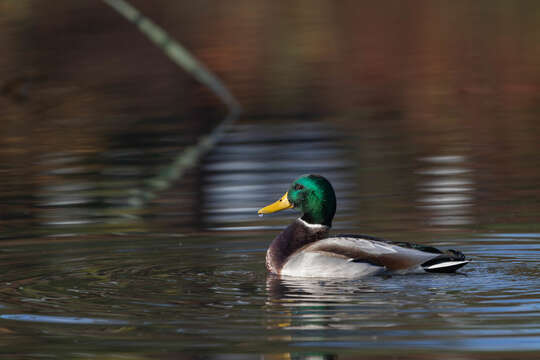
[258,174,469,278]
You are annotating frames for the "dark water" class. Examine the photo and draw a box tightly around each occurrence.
[0,119,539,359]
[2,1,540,359]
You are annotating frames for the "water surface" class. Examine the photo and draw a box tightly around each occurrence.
[2,1,540,358]
[0,119,539,359]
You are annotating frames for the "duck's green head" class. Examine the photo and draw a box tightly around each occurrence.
[258,174,336,227]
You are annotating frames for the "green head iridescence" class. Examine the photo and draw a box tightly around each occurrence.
[287,174,336,226]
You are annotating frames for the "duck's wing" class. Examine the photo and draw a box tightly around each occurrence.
[296,235,468,273]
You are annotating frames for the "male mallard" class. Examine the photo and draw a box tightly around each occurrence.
[258,174,469,278]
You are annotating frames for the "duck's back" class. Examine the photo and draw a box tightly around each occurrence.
[281,235,468,278]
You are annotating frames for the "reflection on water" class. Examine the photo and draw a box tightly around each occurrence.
[0,116,214,238]
[417,155,474,226]
[2,1,540,358]
[1,231,538,358]
[202,122,356,230]
[1,118,540,358]
[0,117,539,358]
[264,243,540,350]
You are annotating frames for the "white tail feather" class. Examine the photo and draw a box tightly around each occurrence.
[425,260,469,270]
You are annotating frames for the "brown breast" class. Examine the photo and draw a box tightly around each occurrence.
[265,219,329,274]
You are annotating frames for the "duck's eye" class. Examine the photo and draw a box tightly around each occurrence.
[294,184,304,191]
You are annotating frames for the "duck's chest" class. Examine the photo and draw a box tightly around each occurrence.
[265,219,329,275]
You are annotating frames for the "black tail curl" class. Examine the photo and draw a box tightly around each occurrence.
[421,249,468,273]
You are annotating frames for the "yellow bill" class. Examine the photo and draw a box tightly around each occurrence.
[258,192,293,214]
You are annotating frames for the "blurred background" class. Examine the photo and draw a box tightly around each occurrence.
[1,1,540,358]
[1,0,539,236]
